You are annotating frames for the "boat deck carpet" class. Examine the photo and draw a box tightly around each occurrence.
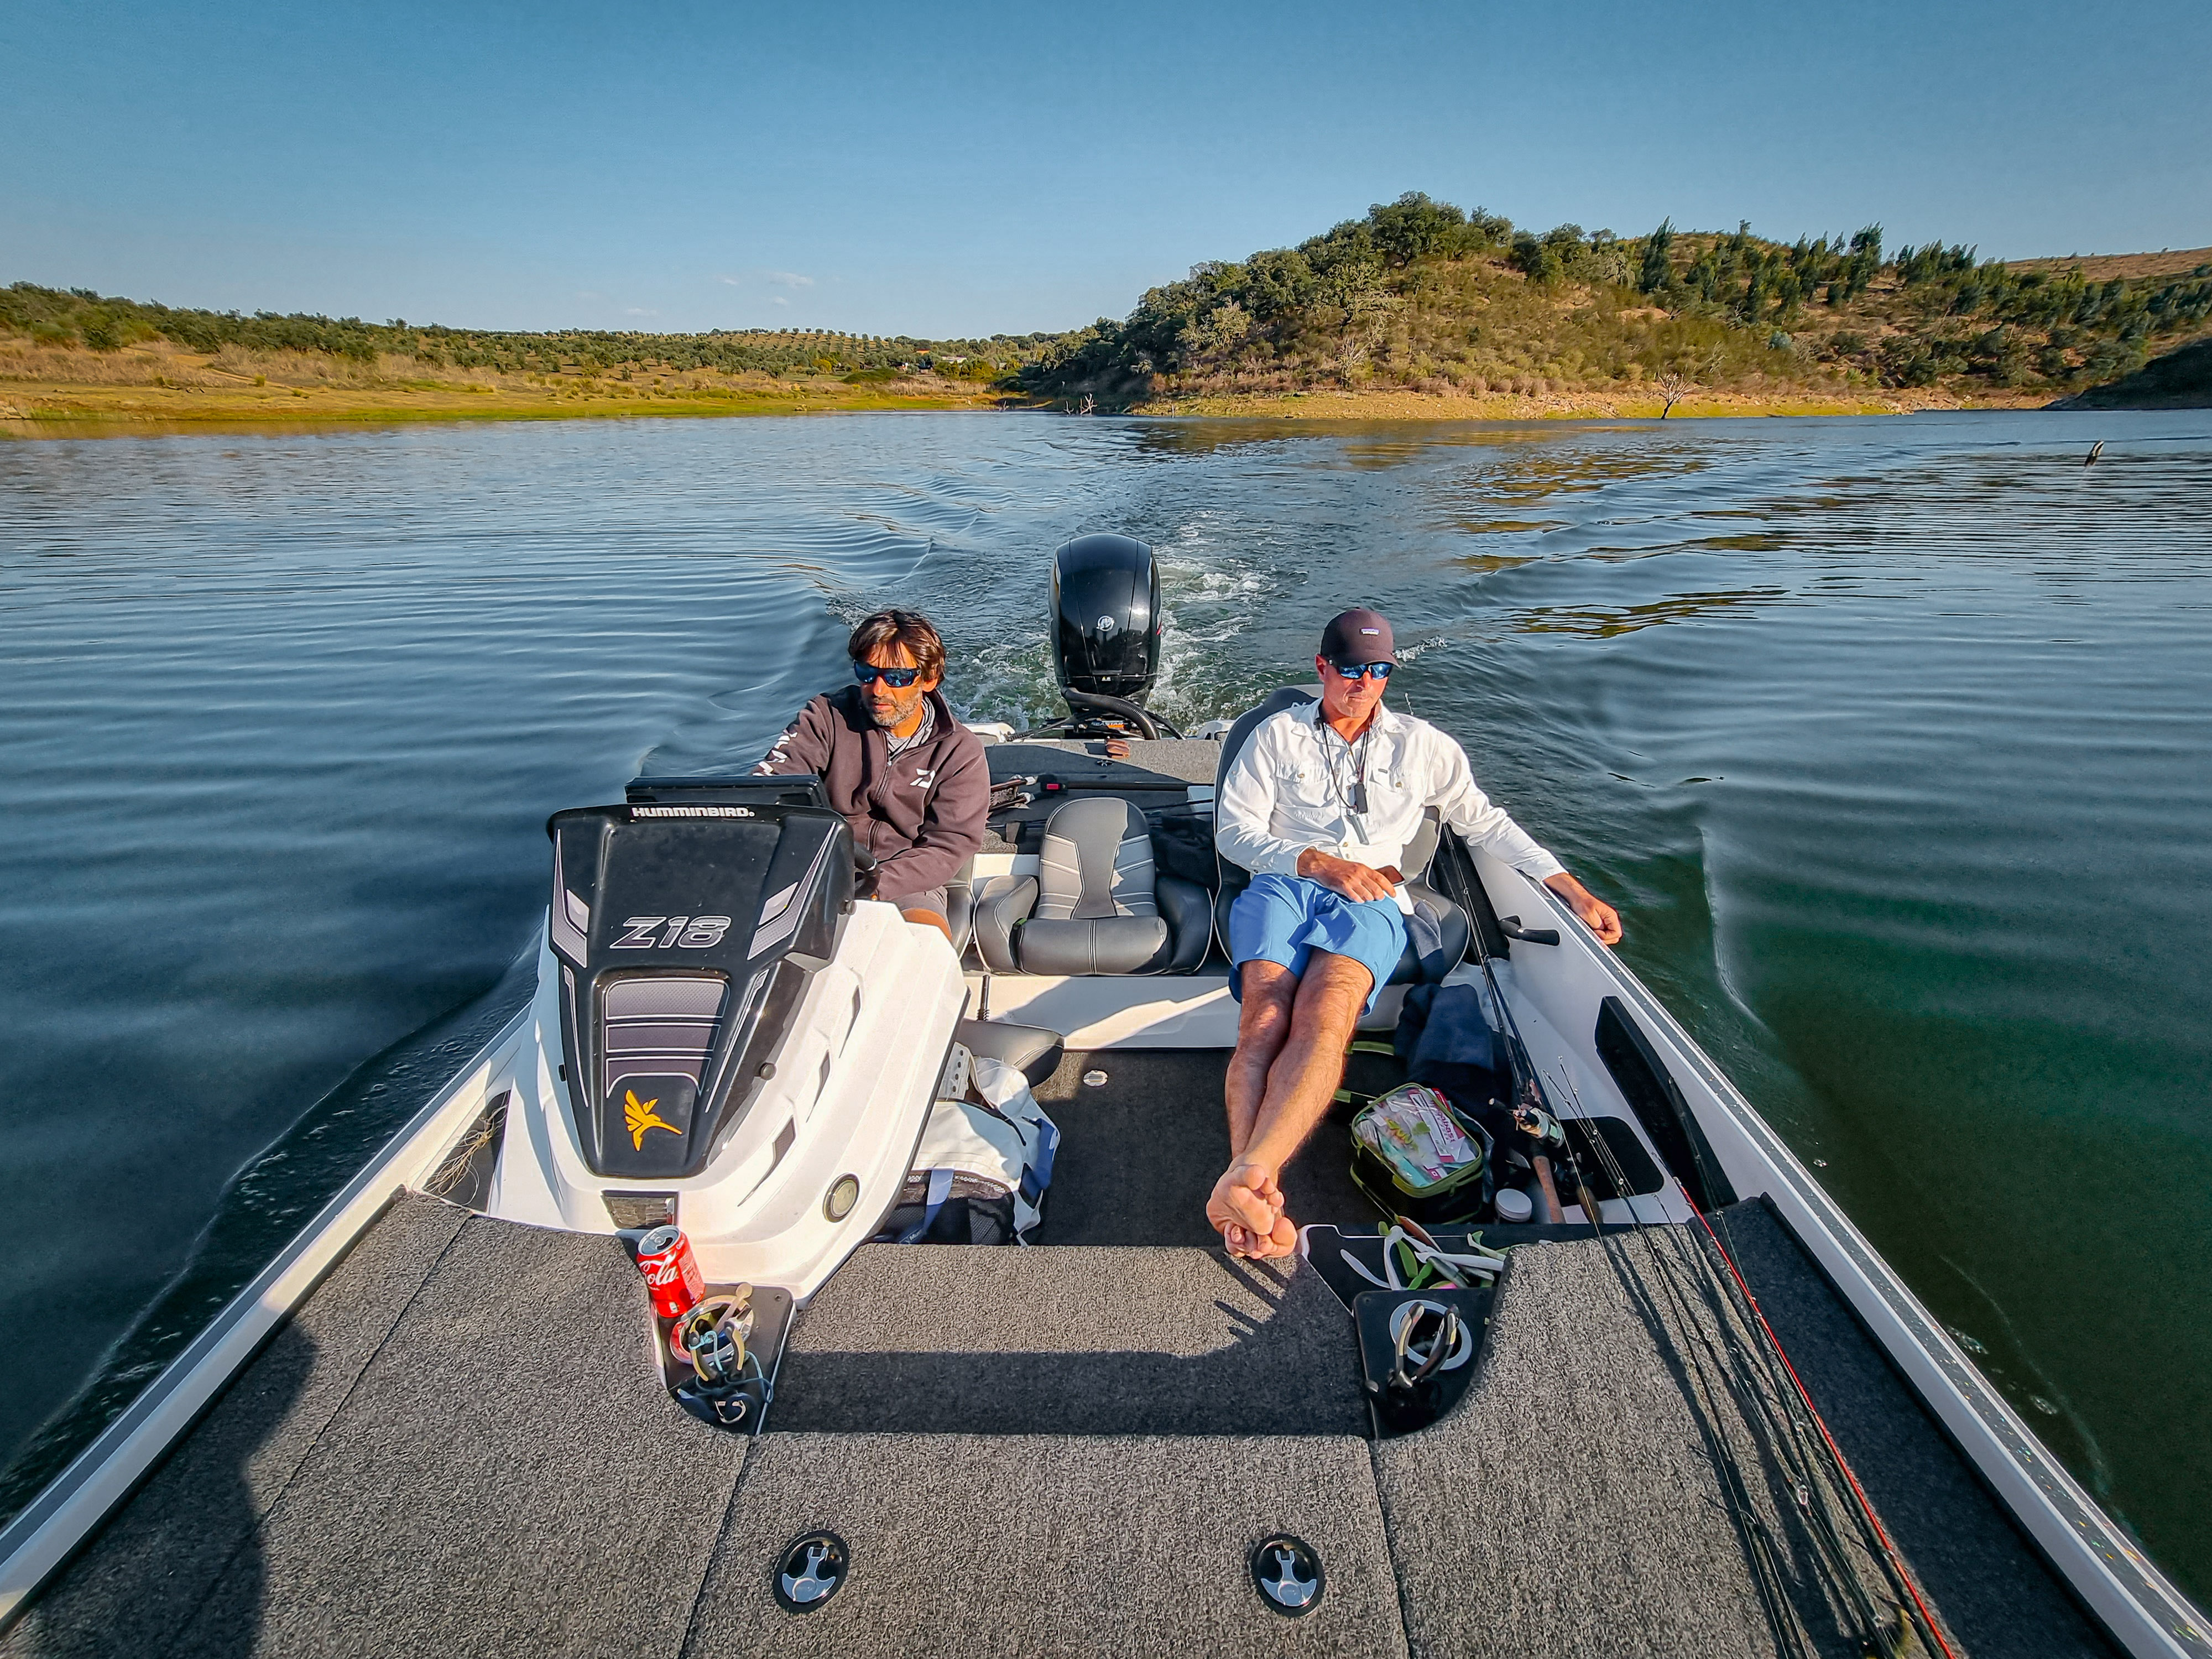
[4,1193,2120,1658]
[678,1432,1408,1658]
[1030,1047,1378,1245]
[0,1194,474,1659]
[773,1243,1368,1436]
[1371,1201,2117,1659]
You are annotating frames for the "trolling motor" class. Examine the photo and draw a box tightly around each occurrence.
[1048,534,1182,741]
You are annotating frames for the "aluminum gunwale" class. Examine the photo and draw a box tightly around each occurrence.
[0,1004,532,1635]
[1516,873,2211,1659]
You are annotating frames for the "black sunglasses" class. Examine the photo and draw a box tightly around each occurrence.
[1329,660,1394,681]
[853,662,923,688]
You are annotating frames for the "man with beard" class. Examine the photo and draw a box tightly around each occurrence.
[755,609,988,941]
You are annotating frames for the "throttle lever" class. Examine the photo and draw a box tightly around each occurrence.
[1498,915,1561,947]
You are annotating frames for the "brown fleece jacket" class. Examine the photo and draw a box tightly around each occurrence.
[754,685,988,904]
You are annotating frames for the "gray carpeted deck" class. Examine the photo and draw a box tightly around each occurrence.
[7,1192,2119,1658]
[1,1194,472,1659]
[682,1433,1408,1658]
[774,1243,1367,1435]
[1031,1047,1377,1244]
[1371,1202,2118,1659]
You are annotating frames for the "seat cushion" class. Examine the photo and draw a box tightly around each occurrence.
[1016,915,1172,975]
[972,874,1037,974]
[1388,884,1469,985]
[943,859,976,954]
[954,1016,1065,1089]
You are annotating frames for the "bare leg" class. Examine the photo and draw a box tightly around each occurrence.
[1206,951,1372,1260]
[902,907,953,944]
[1212,961,1299,1255]
[1225,961,1298,1159]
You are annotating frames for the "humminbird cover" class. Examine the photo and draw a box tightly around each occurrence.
[545,801,853,1179]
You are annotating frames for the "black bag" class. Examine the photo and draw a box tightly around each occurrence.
[1145,807,1220,891]
[874,1183,1018,1246]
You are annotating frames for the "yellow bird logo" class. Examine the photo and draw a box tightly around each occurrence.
[624,1089,680,1150]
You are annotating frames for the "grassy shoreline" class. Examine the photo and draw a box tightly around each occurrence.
[0,375,1004,429]
[3,373,2054,432]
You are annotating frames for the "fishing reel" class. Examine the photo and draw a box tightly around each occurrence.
[670,1290,769,1428]
[1512,1102,1564,1150]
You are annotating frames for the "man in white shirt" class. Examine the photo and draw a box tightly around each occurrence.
[1207,608,1621,1258]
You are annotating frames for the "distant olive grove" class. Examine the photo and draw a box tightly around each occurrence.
[1021,192,2212,405]
[0,284,1045,385]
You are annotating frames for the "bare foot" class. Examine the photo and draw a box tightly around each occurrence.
[1208,1163,1297,1258]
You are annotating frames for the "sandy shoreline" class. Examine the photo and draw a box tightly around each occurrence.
[0,379,1004,429]
[2,373,2056,432]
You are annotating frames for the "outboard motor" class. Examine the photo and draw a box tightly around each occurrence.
[546,785,853,1180]
[1051,534,1172,738]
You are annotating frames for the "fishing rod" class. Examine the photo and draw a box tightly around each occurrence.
[1463,913,1606,1232]
[1530,988,1959,1659]
[1551,1063,1888,1655]
[1458,887,1814,1653]
[1551,1060,1947,1659]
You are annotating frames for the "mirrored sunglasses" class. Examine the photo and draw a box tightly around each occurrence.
[1331,660,1394,681]
[853,662,922,688]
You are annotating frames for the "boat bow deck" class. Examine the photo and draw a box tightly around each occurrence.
[3,1186,2115,1658]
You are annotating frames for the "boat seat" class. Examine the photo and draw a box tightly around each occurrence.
[953,1015,1064,1089]
[943,857,975,955]
[1212,687,1469,990]
[973,797,1210,975]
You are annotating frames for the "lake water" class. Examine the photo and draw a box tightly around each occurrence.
[3,408,2208,1594]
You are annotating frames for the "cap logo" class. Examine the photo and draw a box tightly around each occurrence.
[1360,628,1379,635]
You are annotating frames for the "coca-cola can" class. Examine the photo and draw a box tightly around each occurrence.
[636,1224,704,1319]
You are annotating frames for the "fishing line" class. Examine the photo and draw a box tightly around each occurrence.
[1465,907,1814,1656]
[1553,1061,1895,1657]
[1603,1029,1962,1659]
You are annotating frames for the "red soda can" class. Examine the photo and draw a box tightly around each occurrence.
[636,1224,704,1319]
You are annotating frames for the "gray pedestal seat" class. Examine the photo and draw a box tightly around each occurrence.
[973,796,1211,975]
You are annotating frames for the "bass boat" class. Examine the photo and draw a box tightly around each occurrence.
[2,534,2205,1658]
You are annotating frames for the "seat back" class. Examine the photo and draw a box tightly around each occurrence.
[1212,688,1318,950]
[1017,796,1172,974]
[1035,796,1159,920]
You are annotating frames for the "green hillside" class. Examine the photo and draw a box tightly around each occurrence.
[1022,194,2212,409]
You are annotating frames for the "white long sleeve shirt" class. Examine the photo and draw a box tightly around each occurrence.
[1215,701,1566,886]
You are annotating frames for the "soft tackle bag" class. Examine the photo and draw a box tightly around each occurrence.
[876,1053,1061,1246]
[1348,1081,1495,1227]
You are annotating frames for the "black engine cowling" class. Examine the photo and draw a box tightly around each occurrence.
[546,796,852,1179]
[1052,533,1161,707]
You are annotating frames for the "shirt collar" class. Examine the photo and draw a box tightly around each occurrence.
[1295,698,1404,740]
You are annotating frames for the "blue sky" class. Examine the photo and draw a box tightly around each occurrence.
[4,0,2206,338]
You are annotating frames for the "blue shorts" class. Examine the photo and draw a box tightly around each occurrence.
[1228,874,1407,1013]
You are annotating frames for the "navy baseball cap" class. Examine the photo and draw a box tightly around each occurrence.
[1319,608,1395,665]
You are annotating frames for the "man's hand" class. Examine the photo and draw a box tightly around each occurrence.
[1296,847,1400,905]
[1543,872,1623,946]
